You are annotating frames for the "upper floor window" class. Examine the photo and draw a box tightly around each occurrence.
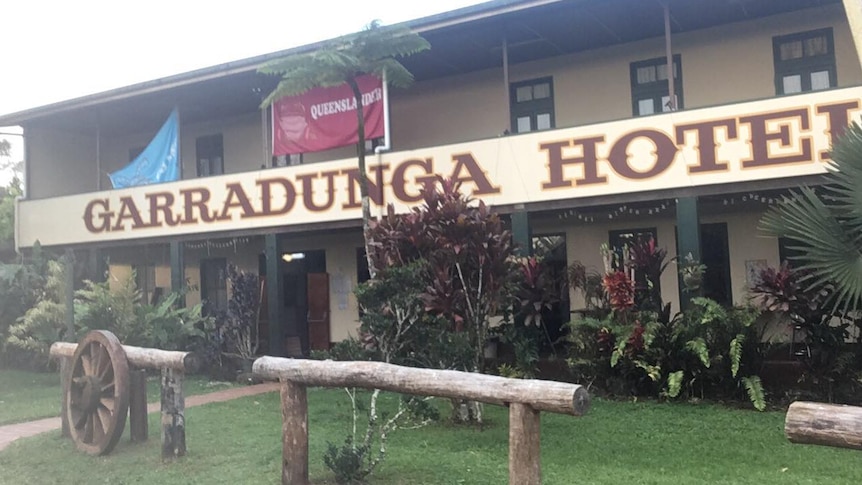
[773,28,836,95]
[630,55,682,116]
[196,134,224,177]
[273,153,303,167]
[510,77,555,134]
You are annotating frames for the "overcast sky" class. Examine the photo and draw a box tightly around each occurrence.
[0,0,486,184]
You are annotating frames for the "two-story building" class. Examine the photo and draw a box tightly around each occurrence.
[4,0,862,356]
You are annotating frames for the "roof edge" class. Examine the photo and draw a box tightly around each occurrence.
[0,0,565,126]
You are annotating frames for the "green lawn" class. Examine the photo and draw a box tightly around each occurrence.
[0,388,858,484]
[0,369,234,426]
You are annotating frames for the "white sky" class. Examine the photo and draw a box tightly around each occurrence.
[0,0,486,185]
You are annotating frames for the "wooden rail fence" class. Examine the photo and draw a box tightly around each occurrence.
[253,357,591,485]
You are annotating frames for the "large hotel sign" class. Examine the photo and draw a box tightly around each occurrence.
[17,87,862,248]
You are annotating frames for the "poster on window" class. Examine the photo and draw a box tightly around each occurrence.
[272,75,384,155]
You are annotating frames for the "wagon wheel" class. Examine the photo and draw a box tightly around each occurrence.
[65,330,130,456]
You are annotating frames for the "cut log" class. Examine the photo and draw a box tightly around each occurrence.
[161,368,186,460]
[253,357,590,416]
[509,403,541,485]
[785,401,862,450]
[281,380,309,485]
[50,341,197,372]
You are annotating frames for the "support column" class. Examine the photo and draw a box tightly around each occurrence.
[511,207,531,257]
[266,234,285,356]
[170,242,185,306]
[676,197,701,307]
[86,248,106,282]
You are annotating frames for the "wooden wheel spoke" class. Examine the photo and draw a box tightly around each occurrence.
[81,353,93,376]
[97,346,112,379]
[92,409,106,441]
[84,414,94,443]
[90,343,102,377]
[72,409,87,430]
[101,382,115,395]
[100,396,116,411]
[97,406,112,429]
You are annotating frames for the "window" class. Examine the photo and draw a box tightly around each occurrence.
[364,137,384,155]
[773,28,836,95]
[200,258,228,316]
[510,77,555,134]
[630,55,683,116]
[196,134,224,176]
[609,228,659,308]
[133,264,158,305]
[273,153,303,167]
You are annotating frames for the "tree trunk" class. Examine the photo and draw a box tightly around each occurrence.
[51,341,196,371]
[785,401,862,450]
[347,76,376,279]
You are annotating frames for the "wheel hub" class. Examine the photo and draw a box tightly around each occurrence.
[79,375,102,413]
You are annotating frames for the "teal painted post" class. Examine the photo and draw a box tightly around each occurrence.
[512,208,532,257]
[676,197,701,308]
[170,242,185,306]
[265,234,284,356]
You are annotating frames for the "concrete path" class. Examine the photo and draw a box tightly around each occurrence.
[0,381,279,452]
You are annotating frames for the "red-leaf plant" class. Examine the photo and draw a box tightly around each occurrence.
[602,270,635,315]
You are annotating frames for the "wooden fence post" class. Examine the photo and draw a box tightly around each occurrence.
[509,403,541,485]
[161,368,186,460]
[59,356,71,438]
[281,380,309,485]
[129,369,148,442]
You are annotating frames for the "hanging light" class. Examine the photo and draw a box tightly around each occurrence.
[282,252,306,262]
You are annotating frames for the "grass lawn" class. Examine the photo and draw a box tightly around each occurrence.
[0,388,858,484]
[0,369,234,426]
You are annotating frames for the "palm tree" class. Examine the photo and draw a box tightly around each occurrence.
[259,20,430,279]
[760,122,862,311]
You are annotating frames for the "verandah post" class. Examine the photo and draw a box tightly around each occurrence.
[281,380,309,485]
[509,403,541,485]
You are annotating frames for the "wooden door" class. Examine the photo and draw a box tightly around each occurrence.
[307,273,330,351]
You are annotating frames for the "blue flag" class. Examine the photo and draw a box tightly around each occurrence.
[109,109,179,188]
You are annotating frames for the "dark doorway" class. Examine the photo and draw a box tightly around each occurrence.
[281,250,327,355]
[700,223,732,305]
[531,234,569,351]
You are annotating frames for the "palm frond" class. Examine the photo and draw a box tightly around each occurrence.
[760,187,862,312]
[824,122,862,227]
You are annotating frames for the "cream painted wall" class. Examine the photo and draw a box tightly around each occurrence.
[27,126,97,198]
[26,5,861,200]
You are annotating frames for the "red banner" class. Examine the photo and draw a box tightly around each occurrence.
[272,75,384,155]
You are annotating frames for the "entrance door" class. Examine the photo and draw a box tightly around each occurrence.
[307,273,330,351]
[700,223,732,305]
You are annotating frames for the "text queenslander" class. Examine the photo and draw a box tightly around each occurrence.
[82,97,860,234]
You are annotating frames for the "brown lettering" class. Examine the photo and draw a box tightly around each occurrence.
[298,172,338,212]
[257,177,296,215]
[740,108,812,168]
[342,165,388,209]
[392,158,435,202]
[112,196,145,231]
[817,101,860,160]
[218,183,257,220]
[541,137,606,189]
[83,199,112,233]
[608,129,678,179]
[144,191,180,227]
[449,153,500,195]
[675,118,738,173]
[180,187,217,224]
